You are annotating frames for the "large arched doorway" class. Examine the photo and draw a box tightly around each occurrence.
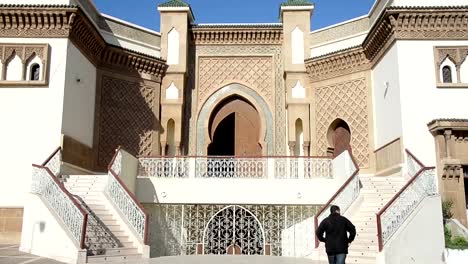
[203,206,265,255]
[327,119,352,157]
[208,95,262,156]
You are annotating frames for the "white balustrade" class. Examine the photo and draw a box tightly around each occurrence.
[378,167,437,248]
[138,156,333,179]
[107,149,148,243]
[377,150,438,250]
[31,165,86,247]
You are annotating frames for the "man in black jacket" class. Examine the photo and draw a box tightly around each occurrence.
[316,205,356,264]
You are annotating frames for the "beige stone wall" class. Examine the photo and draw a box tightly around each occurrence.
[0,208,23,244]
[374,138,403,175]
[429,120,468,227]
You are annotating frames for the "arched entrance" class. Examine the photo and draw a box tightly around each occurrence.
[208,95,262,156]
[327,119,352,157]
[203,206,265,255]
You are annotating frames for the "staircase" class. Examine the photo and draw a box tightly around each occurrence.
[64,175,143,263]
[345,175,406,264]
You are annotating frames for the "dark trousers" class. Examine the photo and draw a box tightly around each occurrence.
[327,253,346,264]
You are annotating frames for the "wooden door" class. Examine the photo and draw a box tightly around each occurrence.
[333,125,351,157]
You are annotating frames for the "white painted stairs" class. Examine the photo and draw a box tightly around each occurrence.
[316,175,407,264]
[64,175,143,263]
[346,175,407,264]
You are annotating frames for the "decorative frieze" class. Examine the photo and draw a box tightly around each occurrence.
[0,5,76,38]
[0,5,167,80]
[191,26,283,45]
[364,6,468,62]
[305,47,370,82]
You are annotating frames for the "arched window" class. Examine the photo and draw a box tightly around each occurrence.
[442,66,453,83]
[30,63,40,81]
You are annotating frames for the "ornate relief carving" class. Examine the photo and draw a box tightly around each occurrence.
[0,6,76,37]
[190,45,285,155]
[0,43,49,85]
[191,26,283,45]
[434,46,468,85]
[97,75,158,167]
[0,6,167,80]
[315,78,370,167]
[198,56,274,106]
[305,47,370,82]
[364,7,468,62]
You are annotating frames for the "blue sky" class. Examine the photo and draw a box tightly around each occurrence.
[94,0,376,31]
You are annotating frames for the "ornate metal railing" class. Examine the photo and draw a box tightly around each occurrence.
[41,147,62,177]
[314,151,359,248]
[376,150,438,251]
[138,156,333,179]
[106,148,149,244]
[31,164,88,249]
[139,157,190,178]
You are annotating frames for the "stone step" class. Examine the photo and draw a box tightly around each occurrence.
[87,253,142,263]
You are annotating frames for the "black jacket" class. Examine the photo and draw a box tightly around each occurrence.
[316,213,356,255]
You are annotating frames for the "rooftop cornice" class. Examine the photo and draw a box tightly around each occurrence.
[191,26,283,45]
[192,23,283,29]
[364,5,468,62]
[305,6,468,82]
[305,46,370,82]
[0,5,167,79]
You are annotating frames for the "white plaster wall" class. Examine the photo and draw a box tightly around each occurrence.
[61,41,96,147]
[292,27,305,64]
[20,194,80,264]
[167,28,179,65]
[397,40,468,166]
[0,38,68,207]
[310,33,367,58]
[445,249,468,264]
[136,177,347,205]
[5,55,23,81]
[377,196,445,264]
[371,44,403,149]
[0,0,71,4]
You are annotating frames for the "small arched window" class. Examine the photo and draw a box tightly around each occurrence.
[442,66,453,83]
[30,63,40,81]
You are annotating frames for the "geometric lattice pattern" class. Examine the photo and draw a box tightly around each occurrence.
[146,204,318,257]
[315,78,369,167]
[97,75,156,167]
[198,57,274,107]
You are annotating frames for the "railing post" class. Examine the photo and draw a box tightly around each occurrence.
[189,157,196,179]
[268,157,275,179]
[298,157,305,180]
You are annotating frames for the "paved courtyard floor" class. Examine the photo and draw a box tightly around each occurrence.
[0,245,326,264]
[0,245,64,264]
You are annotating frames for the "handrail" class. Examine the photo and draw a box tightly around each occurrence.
[376,149,438,251]
[32,164,88,249]
[138,154,333,159]
[107,147,150,244]
[41,147,62,177]
[314,151,360,248]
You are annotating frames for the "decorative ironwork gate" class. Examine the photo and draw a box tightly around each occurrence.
[203,206,264,255]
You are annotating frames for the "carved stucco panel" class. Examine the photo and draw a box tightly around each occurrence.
[197,56,274,107]
[315,78,370,167]
[97,75,157,167]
